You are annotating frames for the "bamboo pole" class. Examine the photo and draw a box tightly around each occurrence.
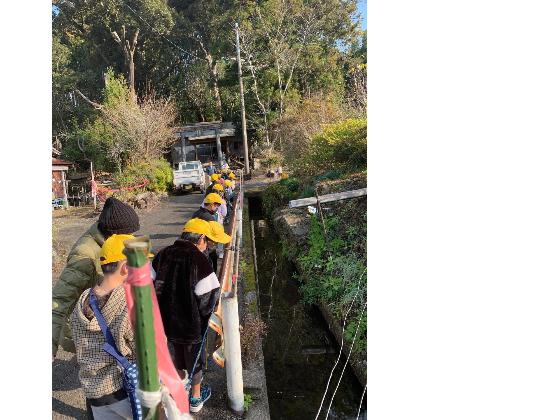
[124,238,160,419]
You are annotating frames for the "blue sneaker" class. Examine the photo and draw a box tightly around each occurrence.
[190,384,211,413]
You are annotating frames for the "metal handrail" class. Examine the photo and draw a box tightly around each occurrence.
[215,170,245,414]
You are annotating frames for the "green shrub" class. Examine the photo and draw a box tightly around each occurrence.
[279,177,300,193]
[262,183,295,218]
[345,311,367,356]
[244,393,253,411]
[116,158,173,193]
[298,185,316,199]
[315,170,343,182]
[296,214,367,357]
[292,118,367,177]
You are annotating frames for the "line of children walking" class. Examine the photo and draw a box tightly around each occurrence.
[67,184,235,418]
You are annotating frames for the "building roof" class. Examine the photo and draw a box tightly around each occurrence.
[52,158,74,167]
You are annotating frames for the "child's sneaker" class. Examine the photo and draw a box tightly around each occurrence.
[190,384,211,413]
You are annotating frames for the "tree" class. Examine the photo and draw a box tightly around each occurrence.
[67,70,177,172]
[53,0,365,167]
[171,0,238,121]
[110,25,140,100]
[234,0,359,150]
[270,94,344,164]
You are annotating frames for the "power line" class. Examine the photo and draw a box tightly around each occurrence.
[314,268,367,420]
[356,384,367,420]
[324,301,367,418]
[122,3,192,58]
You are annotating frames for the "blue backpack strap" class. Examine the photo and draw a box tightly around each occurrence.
[89,290,132,369]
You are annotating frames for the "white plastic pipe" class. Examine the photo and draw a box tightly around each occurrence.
[222,292,244,414]
[222,189,245,414]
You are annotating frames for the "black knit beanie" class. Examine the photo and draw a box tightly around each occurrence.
[97,197,140,235]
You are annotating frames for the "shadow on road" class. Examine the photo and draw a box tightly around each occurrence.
[52,398,87,419]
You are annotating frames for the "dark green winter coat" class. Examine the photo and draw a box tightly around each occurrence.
[52,223,104,357]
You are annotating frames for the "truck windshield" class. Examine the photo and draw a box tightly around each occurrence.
[180,163,198,171]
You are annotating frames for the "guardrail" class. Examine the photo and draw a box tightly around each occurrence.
[216,171,245,414]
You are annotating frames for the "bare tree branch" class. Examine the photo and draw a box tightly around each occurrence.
[74,89,103,109]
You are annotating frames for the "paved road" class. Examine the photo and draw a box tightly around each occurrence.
[52,191,241,420]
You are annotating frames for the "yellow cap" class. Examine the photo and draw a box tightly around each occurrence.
[228,172,236,179]
[208,221,232,244]
[212,183,224,191]
[204,192,225,205]
[211,173,220,181]
[224,180,232,187]
[100,234,135,265]
[183,218,211,236]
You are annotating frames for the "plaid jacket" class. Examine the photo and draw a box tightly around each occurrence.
[52,223,105,356]
[70,285,135,399]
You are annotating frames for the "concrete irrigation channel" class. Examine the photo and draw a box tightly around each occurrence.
[244,187,367,420]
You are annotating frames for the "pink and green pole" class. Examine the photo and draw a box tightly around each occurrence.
[124,238,160,419]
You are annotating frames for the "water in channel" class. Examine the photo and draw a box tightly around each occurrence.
[248,197,366,420]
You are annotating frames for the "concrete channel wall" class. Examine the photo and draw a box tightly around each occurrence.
[237,192,271,420]
[271,206,367,387]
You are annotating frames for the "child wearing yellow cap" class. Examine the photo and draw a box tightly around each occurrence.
[70,234,138,419]
[152,218,231,413]
[210,184,228,226]
[192,193,226,272]
[205,173,223,196]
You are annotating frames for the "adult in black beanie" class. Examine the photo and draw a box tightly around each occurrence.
[98,197,140,235]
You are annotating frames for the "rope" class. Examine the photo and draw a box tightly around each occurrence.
[313,268,367,420]
[96,179,149,194]
[185,328,210,390]
[324,301,367,418]
[160,386,194,420]
[136,388,163,408]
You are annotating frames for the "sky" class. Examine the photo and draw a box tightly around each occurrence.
[357,0,367,30]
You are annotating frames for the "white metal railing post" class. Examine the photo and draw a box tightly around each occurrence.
[222,293,244,414]
[222,178,244,414]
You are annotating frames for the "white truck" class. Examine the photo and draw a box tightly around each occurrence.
[172,161,206,193]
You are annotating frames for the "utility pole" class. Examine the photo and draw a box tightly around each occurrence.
[235,23,250,176]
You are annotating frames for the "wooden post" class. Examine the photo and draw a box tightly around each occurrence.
[215,126,223,165]
[235,23,250,176]
[90,161,97,210]
[61,170,69,209]
[181,135,187,162]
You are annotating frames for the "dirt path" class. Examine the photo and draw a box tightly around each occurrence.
[52,192,240,420]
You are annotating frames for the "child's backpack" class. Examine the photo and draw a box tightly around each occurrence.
[89,290,143,420]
